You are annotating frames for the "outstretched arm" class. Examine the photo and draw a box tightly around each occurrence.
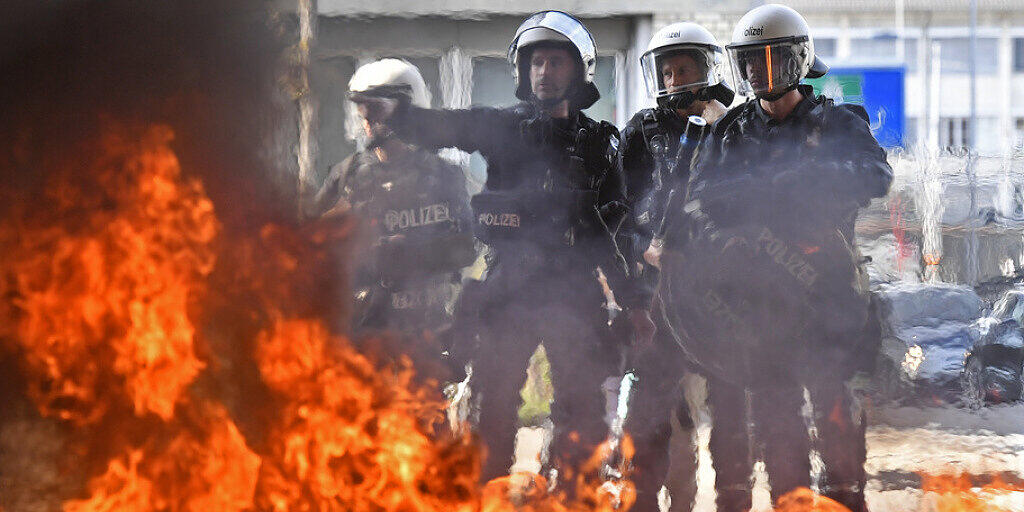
[389,104,520,155]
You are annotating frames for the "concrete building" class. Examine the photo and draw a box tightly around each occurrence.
[304,0,1024,181]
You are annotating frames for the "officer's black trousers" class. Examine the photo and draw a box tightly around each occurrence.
[707,370,867,512]
[627,299,698,512]
[469,266,618,489]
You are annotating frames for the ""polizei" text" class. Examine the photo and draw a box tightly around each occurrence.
[384,202,451,232]
[478,212,521,228]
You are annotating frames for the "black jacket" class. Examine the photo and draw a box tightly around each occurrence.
[389,102,648,309]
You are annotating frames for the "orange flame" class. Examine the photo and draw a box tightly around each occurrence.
[1,121,639,511]
[252,318,480,511]
[0,124,215,425]
[920,473,1020,512]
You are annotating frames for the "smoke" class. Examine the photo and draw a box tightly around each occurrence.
[0,0,296,230]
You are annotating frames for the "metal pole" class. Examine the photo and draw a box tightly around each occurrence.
[969,0,978,151]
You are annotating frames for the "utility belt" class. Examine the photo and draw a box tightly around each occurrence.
[470,188,600,247]
[375,233,473,279]
[352,273,459,333]
[385,275,458,313]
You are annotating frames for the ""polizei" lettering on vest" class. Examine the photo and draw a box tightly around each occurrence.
[755,227,819,288]
[384,202,451,232]
[477,212,521,228]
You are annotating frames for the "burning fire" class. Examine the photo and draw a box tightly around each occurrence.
[920,473,1021,512]
[0,125,215,426]
[0,121,634,511]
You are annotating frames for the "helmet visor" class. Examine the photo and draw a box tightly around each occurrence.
[726,40,810,98]
[640,45,723,100]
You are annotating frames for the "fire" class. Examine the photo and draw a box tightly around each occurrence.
[0,124,215,425]
[63,404,260,512]
[252,318,479,511]
[480,434,637,512]
[767,473,1024,512]
[920,473,1021,512]
[4,118,1020,512]
[0,121,633,511]
[772,488,851,512]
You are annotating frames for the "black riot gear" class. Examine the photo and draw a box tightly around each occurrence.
[660,83,892,512]
[314,147,475,335]
[618,106,711,512]
[382,93,650,489]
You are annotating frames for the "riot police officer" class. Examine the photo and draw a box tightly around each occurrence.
[618,22,735,511]
[313,59,476,337]
[658,5,892,511]
[351,11,655,492]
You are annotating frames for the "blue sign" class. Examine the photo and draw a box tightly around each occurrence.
[805,65,905,148]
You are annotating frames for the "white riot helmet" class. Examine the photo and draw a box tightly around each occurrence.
[640,22,734,110]
[508,11,600,110]
[725,4,828,100]
[348,58,431,109]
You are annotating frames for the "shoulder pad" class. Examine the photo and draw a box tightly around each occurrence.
[837,103,871,123]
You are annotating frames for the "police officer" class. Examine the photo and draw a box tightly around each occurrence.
[352,11,655,491]
[618,22,735,511]
[313,59,476,337]
[624,22,734,270]
[658,5,892,511]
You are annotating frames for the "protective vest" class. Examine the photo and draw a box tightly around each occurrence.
[340,150,475,282]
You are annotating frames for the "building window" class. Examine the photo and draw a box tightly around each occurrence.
[933,37,998,74]
[815,37,837,59]
[1015,38,1024,72]
[939,117,971,150]
[850,35,897,62]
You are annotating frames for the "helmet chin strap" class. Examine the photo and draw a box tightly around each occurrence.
[757,83,797,102]
[659,90,697,111]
